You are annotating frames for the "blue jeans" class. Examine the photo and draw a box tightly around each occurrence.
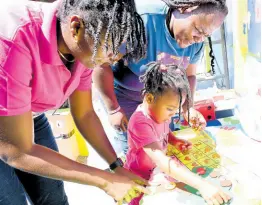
[0,114,69,205]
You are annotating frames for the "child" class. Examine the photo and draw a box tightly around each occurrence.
[125,62,231,205]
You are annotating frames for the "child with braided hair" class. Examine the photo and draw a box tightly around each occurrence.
[125,62,231,205]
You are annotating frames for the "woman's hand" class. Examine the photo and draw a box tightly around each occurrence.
[103,172,150,204]
[108,108,129,133]
[184,108,207,131]
[115,167,149,186]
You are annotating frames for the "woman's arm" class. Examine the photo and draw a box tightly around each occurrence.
[0,111,111,187]
[69,89,148,184]
[0,111,147,201]
[69,89,118,165]
[186,64,197,104]
[184,65,207,130]
[92,65,129,132]
[92,64,119,112]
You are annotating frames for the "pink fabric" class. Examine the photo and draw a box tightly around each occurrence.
[125,105,170,180]
[0,1,92,116]
[125,105,170,205]
[128,194,144,205]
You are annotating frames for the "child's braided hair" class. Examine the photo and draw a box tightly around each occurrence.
[140,62,192,124]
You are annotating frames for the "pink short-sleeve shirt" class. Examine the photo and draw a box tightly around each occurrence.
[125,105,170,180]
[0,1,92,116]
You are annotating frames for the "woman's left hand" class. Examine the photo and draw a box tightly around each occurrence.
[183,108,207,131]
[115,167,149,186]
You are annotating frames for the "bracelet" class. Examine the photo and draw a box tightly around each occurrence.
[108,106,121,115]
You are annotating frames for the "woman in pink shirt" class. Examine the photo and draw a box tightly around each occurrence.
[125,62,231,205]
[0,0,148,204]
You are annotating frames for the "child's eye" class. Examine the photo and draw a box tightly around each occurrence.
[167,108,174,112]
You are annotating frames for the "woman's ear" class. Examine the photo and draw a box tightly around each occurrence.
[145,93,155,104]
[69,15,85,43]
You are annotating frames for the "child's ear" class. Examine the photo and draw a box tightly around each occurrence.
[145,93,155,104]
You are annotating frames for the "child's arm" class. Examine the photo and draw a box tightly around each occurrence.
[168,131,192,152]
[143,143,231,205]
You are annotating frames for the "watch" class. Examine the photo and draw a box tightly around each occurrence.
[109,157,124,171]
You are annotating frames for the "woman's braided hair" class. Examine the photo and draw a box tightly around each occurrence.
[164,0,228,75]
[58,0,147,62]
[140,62,193,124]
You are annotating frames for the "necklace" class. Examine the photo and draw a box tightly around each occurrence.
[58,50,75,63]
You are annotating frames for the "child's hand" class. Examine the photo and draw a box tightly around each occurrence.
[172,138,192,152]
[198,181,231,205]
[184,108,207,131]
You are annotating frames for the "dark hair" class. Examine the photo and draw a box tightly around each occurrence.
[162,0,228,16]
[57,0,146,62]
[208,36,215,75]
[140,62,192,124]
[164,0,228,75]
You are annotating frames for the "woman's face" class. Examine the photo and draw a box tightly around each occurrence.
[73,34,125,68]
[170,10,225,48]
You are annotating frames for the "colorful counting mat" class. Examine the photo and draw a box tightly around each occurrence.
[167,129,221,175]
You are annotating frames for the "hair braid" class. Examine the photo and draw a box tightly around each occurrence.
[162,0,228,15]
[140,62,193,123]
[177,89,182,123]
[58,0,147,62]
[103,2,118,52]
[91,20,103,61]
